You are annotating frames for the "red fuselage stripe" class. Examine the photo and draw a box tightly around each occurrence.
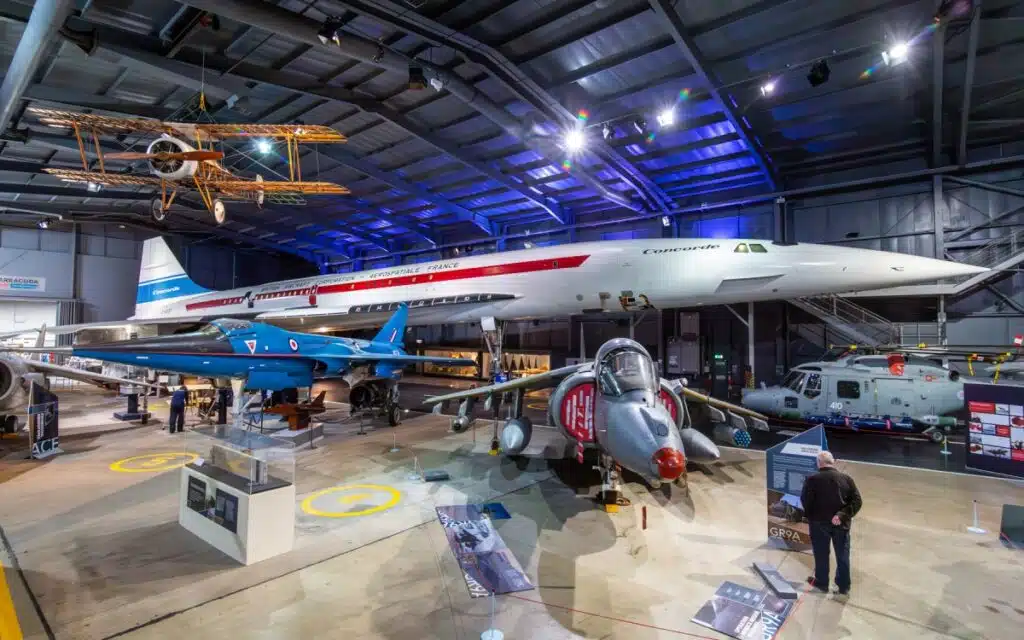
[185,254,590,312]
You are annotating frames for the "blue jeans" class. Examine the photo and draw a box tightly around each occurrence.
[809,521,851,592]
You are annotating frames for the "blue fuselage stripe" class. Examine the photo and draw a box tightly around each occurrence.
[136,275,209,304]
[73,351,311,379]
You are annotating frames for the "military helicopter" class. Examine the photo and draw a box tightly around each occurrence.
[741,347,982,442]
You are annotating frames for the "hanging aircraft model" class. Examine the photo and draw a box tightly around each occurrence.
[741,351,975,442]
[423,338,769,510]
[27,108,350,224]
[0,327,162,433]
[4,306,474,427]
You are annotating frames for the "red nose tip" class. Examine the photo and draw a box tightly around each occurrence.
[653,447,686,480]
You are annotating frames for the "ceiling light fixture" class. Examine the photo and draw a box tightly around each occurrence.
[408,65,426,90]
[656,108,676,128]
[661,215,671,227]
[602,123,613,140]
[317,17,345,45]
[882,42,910,66]
[564,128,585,153]
[86,181,102,192]
[256,139,272,154]
[760,80,776,96]
[37,220,49,229]
[632,118,648,135]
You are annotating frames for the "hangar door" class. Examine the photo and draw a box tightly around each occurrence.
[0,300,57,345]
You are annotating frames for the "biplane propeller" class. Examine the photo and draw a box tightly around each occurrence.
[27,108,350,225]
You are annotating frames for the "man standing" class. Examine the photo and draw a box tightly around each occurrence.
[168,385,188,434]
[800,450,862,595]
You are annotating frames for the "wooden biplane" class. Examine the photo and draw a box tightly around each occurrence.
[28,108,351,224]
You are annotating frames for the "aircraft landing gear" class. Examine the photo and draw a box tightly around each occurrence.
[349,379,402,427]
[596,455,628,513]
[480,316,506,383]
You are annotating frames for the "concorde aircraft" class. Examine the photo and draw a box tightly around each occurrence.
[422,337,769,508]
[6,306,474,427]
[1,236,989,342]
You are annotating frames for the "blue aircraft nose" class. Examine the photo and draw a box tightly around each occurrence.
[80,329,234,355]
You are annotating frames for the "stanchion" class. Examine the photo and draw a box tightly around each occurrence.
[390,431,401,453]
[480,591,503,640]
[407,456,422,481]
[940,434,952,456]
[967,499,987,534]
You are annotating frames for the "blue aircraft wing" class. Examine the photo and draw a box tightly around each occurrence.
[341,354,476,366]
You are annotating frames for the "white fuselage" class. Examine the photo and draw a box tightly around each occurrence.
[132,238,984,325]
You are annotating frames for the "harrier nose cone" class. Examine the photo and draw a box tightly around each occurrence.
[652,447,686,480]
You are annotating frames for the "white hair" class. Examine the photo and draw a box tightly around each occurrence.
[817,450,835,468]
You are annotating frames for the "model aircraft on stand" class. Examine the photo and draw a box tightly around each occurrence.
[26,108,350,224]
[424,337,769,511]
[2,306,474,428]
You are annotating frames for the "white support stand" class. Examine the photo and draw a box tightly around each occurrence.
[967,499,987,534]
[178,465,295,565]
[480,591,503,640]
[940,434,952,456]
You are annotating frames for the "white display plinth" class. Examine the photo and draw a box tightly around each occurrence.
[178,465,295,565]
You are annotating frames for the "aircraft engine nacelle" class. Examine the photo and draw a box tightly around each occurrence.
[349,379,395,411]
[656,379,685,429]
[146,136,199,181]
[499,416,532,455]
[0,358,44,432]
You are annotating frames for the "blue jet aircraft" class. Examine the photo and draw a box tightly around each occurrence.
[20,305,473,425]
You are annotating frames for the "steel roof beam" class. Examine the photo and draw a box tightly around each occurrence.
[932,13,946,167]
[958,1,983,165]
[0,0,73,134]
[648,0,777,191]
[178,0,641,214]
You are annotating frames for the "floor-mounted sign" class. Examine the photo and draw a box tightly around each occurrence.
[27,382,60,459]
[0,275,45,292]
[765,425,829,552]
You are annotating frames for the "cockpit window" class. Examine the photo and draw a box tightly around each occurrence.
[803,373,822,399]
[213,319,253,332]
[598,349,657,397]
[734,243,749,253]
[750,243,767,253]
[781,370,805,392]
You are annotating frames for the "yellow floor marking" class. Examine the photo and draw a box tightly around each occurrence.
[301,484,401,518]
[0,561,23,640]
[109,452,197,473]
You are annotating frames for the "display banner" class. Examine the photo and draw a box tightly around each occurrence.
[0,275,45,292]
[27,382,60,459]
[964,382,1024,479]
[765,425,829,552]
[691,581,793,640]
[435,505,533,598]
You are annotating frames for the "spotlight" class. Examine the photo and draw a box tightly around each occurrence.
[661,215,671,227]
[760,80,776,96]
[86,181,102,193]
[408,65,426,90]
[118,224,126,229]
[807,59,830,87]
[656,108,676,128]
[317,17,344,45]
[564,128,585,153]
[882,42,909,66]
[256,139,272,154]
[429,76,444,92]
[37,220,49,229]
[602,123,613,140]
[631,118,647,135]
[935,0,972,22]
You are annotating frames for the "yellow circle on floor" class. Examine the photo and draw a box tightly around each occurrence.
[109,452,198,473]
[301,484,401,518]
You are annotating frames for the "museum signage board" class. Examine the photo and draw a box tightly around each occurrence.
[764,425,829,552]
[27,382,60,459]
[964,382,1024,479]
[0,275,45,292]
[435,505,533,597]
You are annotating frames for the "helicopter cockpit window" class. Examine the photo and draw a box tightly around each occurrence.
[734,243,749,253]
[597,349,657,397]
[781,371,806,392]
[803,373,822,399]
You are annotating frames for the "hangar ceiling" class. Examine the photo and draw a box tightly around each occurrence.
[0,0,1022,266]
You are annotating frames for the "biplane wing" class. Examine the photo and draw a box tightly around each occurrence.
[206,180,350,196]
[28,108,346,143]
[43,168,164,187]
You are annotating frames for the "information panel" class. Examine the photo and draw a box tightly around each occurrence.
[964,382,1024,479]
[27,382,60,459]
[691,580,793,640]
[765,425,829,551]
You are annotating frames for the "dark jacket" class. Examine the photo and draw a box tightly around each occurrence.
[170,389,188,409]
[800,466,862,527]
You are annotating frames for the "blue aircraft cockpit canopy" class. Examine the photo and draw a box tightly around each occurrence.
[210,318,255,335]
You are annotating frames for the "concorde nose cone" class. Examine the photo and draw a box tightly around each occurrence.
[896,255,989,281]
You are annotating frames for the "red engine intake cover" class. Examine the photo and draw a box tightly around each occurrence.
[658,389,679,423]
[559,382,596,443]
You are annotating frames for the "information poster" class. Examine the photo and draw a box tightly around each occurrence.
[965,382,1024,478]
[0,275,45,292]
[186,476,208,513]
[27,382,60,459]
[691,581,793,640]
[215,489,239,533]
[765,425,829,552]
[436,505,533,598]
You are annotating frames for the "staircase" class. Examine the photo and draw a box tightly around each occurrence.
[943,227,1024,292]
[790,295,901,347]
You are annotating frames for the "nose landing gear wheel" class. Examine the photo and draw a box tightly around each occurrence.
[212,199,226,224]
[150,198,166,222]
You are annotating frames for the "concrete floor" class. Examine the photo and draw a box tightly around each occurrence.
[1,397,1022,640]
